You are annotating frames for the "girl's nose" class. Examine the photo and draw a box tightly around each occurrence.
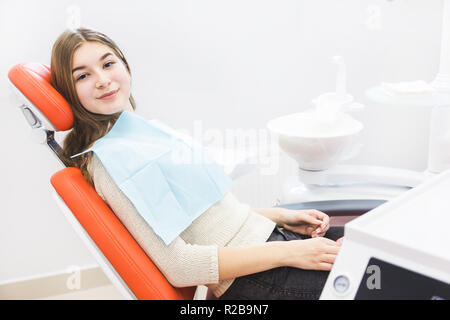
[95,73,111,89]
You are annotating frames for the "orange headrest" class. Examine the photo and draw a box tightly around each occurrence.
[8,63,74,131]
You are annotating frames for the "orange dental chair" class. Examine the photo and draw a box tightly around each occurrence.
[7,62,380,301]
[7,62,197,300]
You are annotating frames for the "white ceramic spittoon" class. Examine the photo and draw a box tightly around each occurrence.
[267,56,364,172]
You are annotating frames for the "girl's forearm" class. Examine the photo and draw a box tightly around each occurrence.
[217,241,286,281]
[252,207,283,226]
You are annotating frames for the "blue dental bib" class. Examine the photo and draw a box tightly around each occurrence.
[71,111,233,245]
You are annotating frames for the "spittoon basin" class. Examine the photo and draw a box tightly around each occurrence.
[267,110,364,171]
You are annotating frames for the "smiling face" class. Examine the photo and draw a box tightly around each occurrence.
[72,41,133,115]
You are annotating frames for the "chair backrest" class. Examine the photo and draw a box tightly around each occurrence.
[7,62,196,300]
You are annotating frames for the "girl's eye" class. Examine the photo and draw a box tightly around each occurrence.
[104,61,115,68]
[77,74,87,81]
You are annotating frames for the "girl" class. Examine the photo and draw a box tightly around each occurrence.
[50,28,343,300]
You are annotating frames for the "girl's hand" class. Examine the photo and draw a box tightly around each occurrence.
[279,208,330,237]
[282,237,341,271]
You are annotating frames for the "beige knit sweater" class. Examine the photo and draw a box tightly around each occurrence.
[87,154,276,298]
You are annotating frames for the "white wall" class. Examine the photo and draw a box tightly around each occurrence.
[0,0,443,284]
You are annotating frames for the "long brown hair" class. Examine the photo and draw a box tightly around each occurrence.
[50,28,136,185]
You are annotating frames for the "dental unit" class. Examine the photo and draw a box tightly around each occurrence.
[266,2,450,299]
[268,53,450,298]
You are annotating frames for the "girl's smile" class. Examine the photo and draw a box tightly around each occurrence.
[98,88,119,100]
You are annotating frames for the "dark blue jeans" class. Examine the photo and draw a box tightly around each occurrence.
[218,226,344,300]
